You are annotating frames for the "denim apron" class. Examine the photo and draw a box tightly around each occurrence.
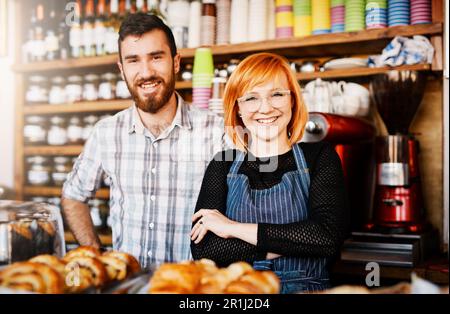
[226,145,330,294]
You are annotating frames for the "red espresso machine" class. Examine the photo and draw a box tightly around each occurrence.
[302,113,376,231]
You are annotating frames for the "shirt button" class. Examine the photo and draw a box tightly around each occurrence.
[149,222,154,229]
[150,195,156,201]
[147,250,153,258]
[151,168,156,174]
[153,142,158,148]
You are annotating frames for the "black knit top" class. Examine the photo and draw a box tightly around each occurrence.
[190,141,349,267]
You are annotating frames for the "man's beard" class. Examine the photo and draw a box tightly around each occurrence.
[125,69,176,114]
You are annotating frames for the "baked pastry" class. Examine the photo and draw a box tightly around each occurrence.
[148,259,280,294]
[63,246,101,261]
[0,261,64,294]
[149,263,202,294]
[64,256,107,288]
[98,256,128,281]
[198,261,254,294]
[29,254,67,276]
[224,271,280,294]
[102,251,141,275]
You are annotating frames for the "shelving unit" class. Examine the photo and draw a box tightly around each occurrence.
[12,0,445,254]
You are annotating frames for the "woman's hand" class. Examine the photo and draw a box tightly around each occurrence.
[191,209,237,244]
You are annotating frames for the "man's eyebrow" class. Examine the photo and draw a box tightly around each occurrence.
[124,54,139,60]
[148,50,165,56]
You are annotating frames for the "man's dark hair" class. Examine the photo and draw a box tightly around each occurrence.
[118,13,177,62]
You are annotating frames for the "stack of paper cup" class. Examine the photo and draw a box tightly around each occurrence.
[331,0,345,33]
[248,0,268,42]
[366,0,387,29]
[188,0,202,48]
[388,0,410,26]
[294,0,312,37]
[168,0,191,48]
[230,0,249,43]
[193,48,214,109]
[267,0,276,39]
[216,0,231,44]
[410,0,431,24]
[345,0,365,32]
[276,0,294,38]
[312,0,331,34]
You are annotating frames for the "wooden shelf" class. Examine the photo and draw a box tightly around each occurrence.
[24,99,133,115]
[64,231,112,246]
[19,65,434,116]
[24,145,83,156]
[12,24,442,73]
[296,63,432,81]
[24,186,109,199]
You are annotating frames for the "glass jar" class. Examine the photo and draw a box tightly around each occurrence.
[227,59,240,76]
[82,115,99,141]
[51,156,71,187]
[26,76,49,104]
[24,115,47,145]
[27,156,51,186]
[181,64,193,81]
[48,76,67,105]
[47,116,68,146]
[98,73,117,100]
[83,74,100,101]
[67,116,84,145]
[116,79,131,99]
[65,75,83,103]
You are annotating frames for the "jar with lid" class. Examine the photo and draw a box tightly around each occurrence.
[82,115,99,140]
[27,156,51,186]
[116,79,131,99]
[98,73,117,100]
[83,74,100,101]
[52,156,72,187]
[48,76,67,105]
[67,116,84,145]
[47,116,68,146]
[26,76,49,104]
[24,115,47,145]
[181,64,193,81]
[65,75,83,103]
[227,59,240,76]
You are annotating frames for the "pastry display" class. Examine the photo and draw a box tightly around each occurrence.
[0,246,141,294]
[148,259,280,294]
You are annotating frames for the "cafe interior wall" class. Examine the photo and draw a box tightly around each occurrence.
[0,0,15,191]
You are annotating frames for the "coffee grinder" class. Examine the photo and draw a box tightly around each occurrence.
[369,70,428,233]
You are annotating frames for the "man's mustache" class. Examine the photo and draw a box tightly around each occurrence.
[134,76,165,86]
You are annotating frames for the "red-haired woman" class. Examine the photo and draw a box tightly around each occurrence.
[190,53,348,293]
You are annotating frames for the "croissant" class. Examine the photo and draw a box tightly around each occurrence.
[0,262,64,294]
[149,263,202,294]
[64,256,107,288]
[224,271,280,294]
[98,256,128,281]
[198,261,254,294]
[102,251,141,275]
[63,246,101,261]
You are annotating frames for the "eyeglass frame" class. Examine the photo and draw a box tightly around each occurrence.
[236,89,292,113]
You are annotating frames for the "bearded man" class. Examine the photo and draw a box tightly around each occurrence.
[62,13,226,267]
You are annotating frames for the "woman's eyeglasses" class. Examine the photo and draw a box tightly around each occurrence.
[237,90,291,113]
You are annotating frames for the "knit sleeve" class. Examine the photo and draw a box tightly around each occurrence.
[190,150,267,267]
[256,143,349,258]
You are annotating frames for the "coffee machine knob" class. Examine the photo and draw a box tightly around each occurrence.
[305,121,322,134]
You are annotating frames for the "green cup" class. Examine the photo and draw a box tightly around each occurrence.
[193,48,214,76]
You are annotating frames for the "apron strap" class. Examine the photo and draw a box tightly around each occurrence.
[229,149,246,175]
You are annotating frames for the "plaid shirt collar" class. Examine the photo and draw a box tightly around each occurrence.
[128,92,192,136]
